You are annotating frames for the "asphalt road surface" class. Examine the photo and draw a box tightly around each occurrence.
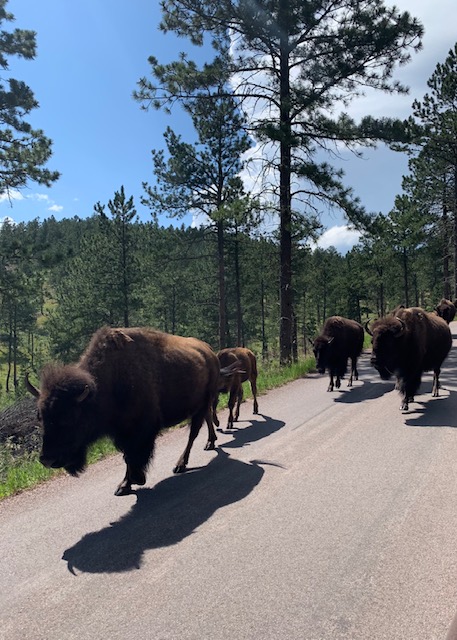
[3,325,457,640]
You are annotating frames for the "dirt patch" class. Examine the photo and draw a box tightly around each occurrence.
[0,398,41,457]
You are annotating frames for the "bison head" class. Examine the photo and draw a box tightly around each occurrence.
[26,365,97,476]
[311,336,334,374]
[367,317,405,380]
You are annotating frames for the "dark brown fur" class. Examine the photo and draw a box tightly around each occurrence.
[435,298,456,324]
[368,307,452,411]
[311,316,364,392]
[213,347,259,429]
[27,326,228,496]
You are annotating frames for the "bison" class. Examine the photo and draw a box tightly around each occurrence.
[366,307,452,411]
[310,316,364,392]
[26,326,241,496]
[435,298,456,324]
[213,347,259,429]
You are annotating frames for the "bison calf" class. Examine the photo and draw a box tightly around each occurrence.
[26,326,239,496]
[367,307,452,411]
[213,347,259,429]
[311,316,364,392]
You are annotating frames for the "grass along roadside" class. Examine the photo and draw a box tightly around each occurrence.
[0,356,316,500]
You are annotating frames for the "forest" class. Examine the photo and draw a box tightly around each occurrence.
[1,1,457,403]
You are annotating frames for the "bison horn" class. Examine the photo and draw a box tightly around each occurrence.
[365,320,373,337]
[25,373,40,398]
[76,385,91,403]
[394,317,406,336]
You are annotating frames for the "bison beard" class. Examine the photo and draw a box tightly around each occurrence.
[26,327,241,496]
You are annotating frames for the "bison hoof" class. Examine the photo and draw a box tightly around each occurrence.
[173,464,187,474]
[114,484,132,496]
[204,441,216,451]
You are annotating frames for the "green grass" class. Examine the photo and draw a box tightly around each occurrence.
[0,355,316,499]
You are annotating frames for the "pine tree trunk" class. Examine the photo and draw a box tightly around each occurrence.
[279,0,293,364]
[454,165,457,298]
[217,220,227,349]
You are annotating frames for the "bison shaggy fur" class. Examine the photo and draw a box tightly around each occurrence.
[368,307,452,411]
[27,326,232,496]
[435,298,456,324]
[311,316,364,392]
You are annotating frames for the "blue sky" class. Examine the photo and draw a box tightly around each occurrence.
[2,0,457,253]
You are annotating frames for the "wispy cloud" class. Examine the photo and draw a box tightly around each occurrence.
[48,204,64,212]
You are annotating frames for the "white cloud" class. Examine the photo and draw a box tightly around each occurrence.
[0,216,15,226]
[313,225,362,254]
[0,190,24,204]
[48,204,63,212]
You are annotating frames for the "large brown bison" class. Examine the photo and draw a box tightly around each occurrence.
[366,307,452,411]
[310,316,364,392]
[26,326,241,496]
[213,347,259,429]
[435,298,456,324]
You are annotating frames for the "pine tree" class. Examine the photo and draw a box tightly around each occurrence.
[141,85,252,348]
[137,0,423,362]
[408,43,457,296]
[0,1,59,195]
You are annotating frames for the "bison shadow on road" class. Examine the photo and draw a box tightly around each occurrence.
[403,385,457,429]
[62,449,267,575]
[404,343,457,428]
[218,413,285,449]
[333,379,395,404]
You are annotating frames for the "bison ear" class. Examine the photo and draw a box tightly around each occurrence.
[25,373,40,398]
[76,385,91,403]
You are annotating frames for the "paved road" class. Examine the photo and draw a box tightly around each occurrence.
[3,326,457,639]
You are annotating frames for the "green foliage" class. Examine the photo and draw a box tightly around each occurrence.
[0,0,59,195]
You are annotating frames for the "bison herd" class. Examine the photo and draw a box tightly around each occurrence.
[25,299,455,496]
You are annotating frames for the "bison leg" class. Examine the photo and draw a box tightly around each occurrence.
[204,408,217,451]
[327,373,334,392]
[173,409,207,474]
[432,368,441,397]
[400,374,421,411]
[115,457,149,497]
[348,358,358,387]
[234,386,244,422]
[212,393,220,428]
[335,376,341,389]
[226,387,239,428]
[251,377,259,415]
[114,433,156,496]
[115,466,147,497]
